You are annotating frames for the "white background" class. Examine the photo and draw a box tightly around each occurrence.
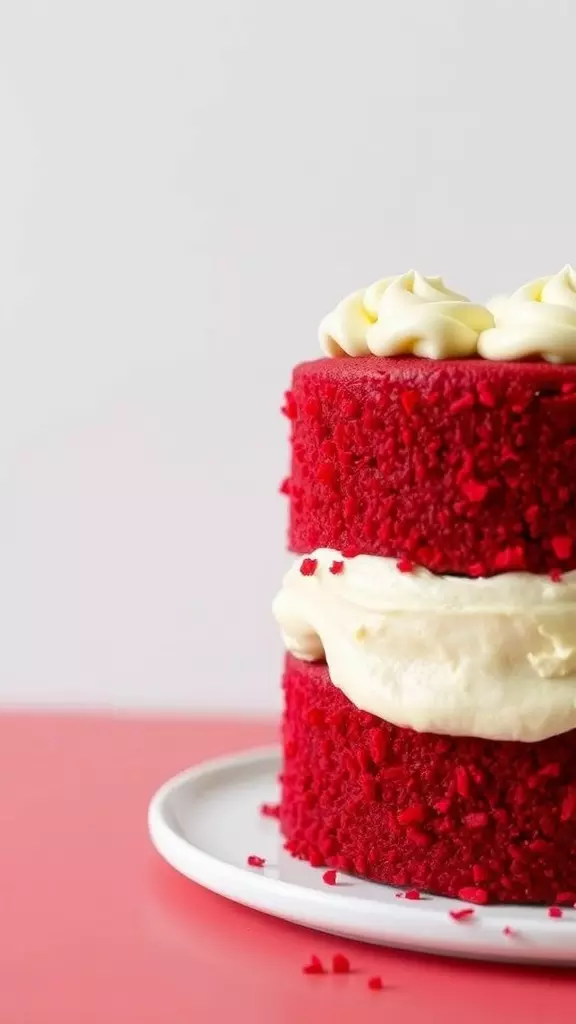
[1,0,575,712]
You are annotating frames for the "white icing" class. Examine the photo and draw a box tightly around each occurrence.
[477,265,576,363]
[273,549,576,742]
[319,271,494,359]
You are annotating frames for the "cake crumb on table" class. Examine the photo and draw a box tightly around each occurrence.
[302,955,324,975]
[332,953,350,974]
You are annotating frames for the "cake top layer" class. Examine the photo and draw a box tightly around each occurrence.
[319,266,576,364]
[285,355,576,574]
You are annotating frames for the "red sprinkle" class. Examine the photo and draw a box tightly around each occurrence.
[332,953,350,974]
[551,536,573,561]
[247,855,266,868]
[449,908,475,921]
[322,870,338,886]
[329,560,344,575]
[368,976,383,990]
[300,557,318,576]
[548,906,563,918]
[397,557,414,574]
[259,802,280,819]
[302,954,324,975]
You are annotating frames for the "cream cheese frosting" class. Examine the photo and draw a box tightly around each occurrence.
[319,270,494,359]
[478,265,576,363]
[273,549,576,742]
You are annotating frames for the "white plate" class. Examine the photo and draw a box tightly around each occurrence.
[148,745,576,965]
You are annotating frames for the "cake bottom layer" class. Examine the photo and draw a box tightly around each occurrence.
[280,654,576,904]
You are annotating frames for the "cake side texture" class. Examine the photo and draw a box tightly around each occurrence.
[281,654,576,905]
[285,357,576,575]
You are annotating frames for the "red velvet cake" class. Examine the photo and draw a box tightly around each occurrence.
[286,356,576,576]
[273,268,576,905]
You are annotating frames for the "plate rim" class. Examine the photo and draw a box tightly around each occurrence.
[148,745,576,965]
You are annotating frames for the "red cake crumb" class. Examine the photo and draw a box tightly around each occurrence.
[280,656,576,903]
[279,477,291,496]
[461,479,488,503]
[259,802,280,819]
[397,557,413,573]
[281,390,297,420]
[302,955,324,975]
[561,791,576,821]
[458,887,488,904]
[329,560,344,575]
[449,908,475,921]
[398,805,427,825]
[556,891,576,904]
[449,392,475,414]
[455,766,470,799]
[287,357,576,574]
[400,389,419,414]
[551,536,573,560]
[332,953,350,974]
[299,557,318,576]
[549,568,563,582]
[464,813,489,829]
[247,855,266,868]
[548,906,563,918]
[322,869,338,886]
[368,976,383,990]
[404,889,422,900]
[502,926,515,937]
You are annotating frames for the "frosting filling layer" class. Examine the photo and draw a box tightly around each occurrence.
[273,549,576,742]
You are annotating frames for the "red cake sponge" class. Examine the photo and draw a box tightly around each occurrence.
[284,357,576,575]
[280,654,576,905]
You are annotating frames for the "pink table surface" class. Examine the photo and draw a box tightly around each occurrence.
[1,713,575,1024]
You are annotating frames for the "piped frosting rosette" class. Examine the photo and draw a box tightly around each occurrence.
[319,270,494,359]
[478,265,576,363]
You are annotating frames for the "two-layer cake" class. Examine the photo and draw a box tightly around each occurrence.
[273,268,576,905]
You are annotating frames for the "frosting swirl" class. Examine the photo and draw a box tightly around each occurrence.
[478,265,576,362]
[273,549,576,742]
[319,271,494,359]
